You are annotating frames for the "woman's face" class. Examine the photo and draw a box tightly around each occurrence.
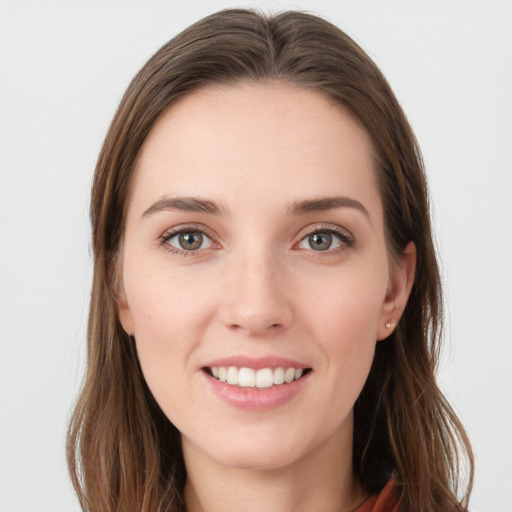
[118,83,412,471]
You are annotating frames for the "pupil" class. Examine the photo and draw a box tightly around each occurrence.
[180,232,202,250]
[310,232,331,251]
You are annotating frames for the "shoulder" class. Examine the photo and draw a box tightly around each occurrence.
[353,479,401,512]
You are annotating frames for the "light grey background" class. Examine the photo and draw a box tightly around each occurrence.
[1,1,510,511]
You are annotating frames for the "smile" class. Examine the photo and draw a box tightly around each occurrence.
[206,366,309,389]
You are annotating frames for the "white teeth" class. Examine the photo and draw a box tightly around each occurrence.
[238,367,255,387]
[284,367,295,383]
[273,367,285,385]
[255,368,274,388]
[226,366,238,385]
[209,365,306,388]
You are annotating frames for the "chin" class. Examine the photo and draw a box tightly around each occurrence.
[215,445,300,471]
[186,427,306,471]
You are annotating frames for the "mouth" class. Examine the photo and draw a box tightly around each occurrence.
[203,366,312,389]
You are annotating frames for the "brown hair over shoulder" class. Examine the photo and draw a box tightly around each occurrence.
[67,9,473,512]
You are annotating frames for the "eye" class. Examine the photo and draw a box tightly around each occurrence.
[163,228,213,252]
[297,227,353,252]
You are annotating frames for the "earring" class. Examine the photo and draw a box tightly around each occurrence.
[385,320,392,329]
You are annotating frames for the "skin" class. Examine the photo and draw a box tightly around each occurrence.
[118,82,416,512]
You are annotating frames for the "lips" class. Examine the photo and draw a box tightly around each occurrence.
[201,357,311,408]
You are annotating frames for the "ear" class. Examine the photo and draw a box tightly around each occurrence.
[117,277,135,336]
[377,241,416,340]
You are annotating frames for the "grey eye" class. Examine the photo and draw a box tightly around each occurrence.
[308,232,332,251]
[299,231,343,251]
[168,230,212,251]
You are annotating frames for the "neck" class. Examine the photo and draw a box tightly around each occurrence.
[183,426,367,512]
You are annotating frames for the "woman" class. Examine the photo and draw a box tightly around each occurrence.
[67,9,473,512]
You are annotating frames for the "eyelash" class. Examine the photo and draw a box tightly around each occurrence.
[158,224,355,257]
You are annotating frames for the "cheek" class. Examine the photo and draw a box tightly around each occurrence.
[126,275,208,428]
[304,267,387,344]
[125,257,212,334]
[122,262,214,394]
[301,264,387,388]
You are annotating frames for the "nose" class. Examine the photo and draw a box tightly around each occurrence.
[218,249,294,337]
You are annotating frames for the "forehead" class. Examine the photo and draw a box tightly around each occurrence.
[130,82,381,220]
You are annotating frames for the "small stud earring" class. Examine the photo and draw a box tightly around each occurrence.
[385,320,392,329]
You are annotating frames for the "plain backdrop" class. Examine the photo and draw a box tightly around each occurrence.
[0,1,511,511]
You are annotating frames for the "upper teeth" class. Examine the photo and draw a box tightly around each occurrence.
[210,366,304,388]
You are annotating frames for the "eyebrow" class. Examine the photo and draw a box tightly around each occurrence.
[142,196,227,217]
[287,196,370,219]
[141,194,370,221]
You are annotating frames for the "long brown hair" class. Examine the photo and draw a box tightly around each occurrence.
[67,9,473,512]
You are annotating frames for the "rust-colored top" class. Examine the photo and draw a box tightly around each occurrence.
[353,480,401,512]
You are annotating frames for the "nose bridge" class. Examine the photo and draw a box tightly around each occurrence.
[219,240,293,335]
